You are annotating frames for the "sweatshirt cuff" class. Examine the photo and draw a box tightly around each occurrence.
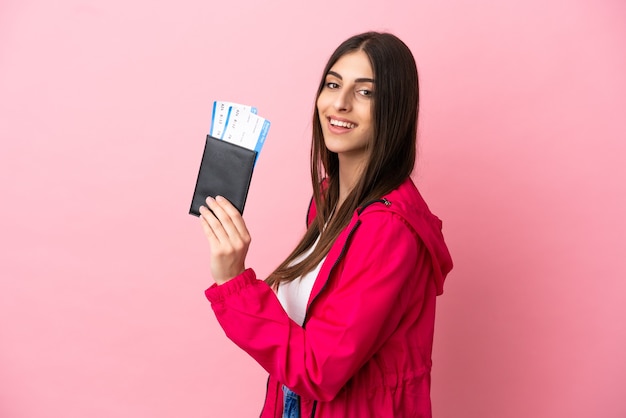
[204,268,258,304]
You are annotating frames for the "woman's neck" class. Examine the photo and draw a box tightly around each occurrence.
[336,154,367,209]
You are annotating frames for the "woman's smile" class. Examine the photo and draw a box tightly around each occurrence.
[317,50,374,161]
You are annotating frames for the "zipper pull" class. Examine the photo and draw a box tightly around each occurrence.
[381,198,391,206]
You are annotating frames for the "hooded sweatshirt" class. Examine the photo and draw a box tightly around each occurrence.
[205,177,453,417]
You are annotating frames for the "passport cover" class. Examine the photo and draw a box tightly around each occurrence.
[189,135,257,216]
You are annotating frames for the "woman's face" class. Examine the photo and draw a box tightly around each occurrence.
[317,50,374,164]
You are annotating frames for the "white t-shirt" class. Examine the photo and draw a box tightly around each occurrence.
[276,235,325,326]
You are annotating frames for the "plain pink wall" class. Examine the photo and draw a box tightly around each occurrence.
[1,0,625,417]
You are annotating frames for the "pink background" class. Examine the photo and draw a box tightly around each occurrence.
[1,0,625,417]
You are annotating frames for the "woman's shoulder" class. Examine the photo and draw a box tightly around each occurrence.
[359,178,440,225]
[355,178,453,295]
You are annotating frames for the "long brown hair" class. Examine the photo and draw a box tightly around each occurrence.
[266,32,419,287]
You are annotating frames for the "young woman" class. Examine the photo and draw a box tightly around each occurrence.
[199,31,453,418]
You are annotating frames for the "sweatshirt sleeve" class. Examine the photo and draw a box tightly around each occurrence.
[205,211,432,401]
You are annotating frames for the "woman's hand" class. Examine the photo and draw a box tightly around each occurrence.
[199,196,251,285]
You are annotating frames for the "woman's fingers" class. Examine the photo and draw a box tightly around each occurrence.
[204,197,250,245]
[200,199,227,241]
[214,196,251,243]
[199,205,221,245]
[198,196,251,284]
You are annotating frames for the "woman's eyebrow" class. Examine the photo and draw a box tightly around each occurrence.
[327,70,375,83]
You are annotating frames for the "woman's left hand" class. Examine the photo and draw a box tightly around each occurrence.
[199,196,251,285]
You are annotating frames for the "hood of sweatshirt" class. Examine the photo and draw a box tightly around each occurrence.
[308,177,453,295]
[371,178,453,295]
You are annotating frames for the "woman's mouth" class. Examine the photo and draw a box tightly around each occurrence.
[329,118,356,129]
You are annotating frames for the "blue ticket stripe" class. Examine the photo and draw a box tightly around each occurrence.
[253,120,271,165]
[210,101,218,136]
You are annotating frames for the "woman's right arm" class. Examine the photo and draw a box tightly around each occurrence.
[205,211,432,401]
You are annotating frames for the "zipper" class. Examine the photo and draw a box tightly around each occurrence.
[301,198,391,418]
[357,197,391,215]
[302,220,361,418]
[302,218,362,328]
[303,198,394,327]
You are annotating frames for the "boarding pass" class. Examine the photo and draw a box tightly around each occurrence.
[210,100,270,164]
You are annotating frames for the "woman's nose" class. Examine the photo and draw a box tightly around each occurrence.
[333,90,351,112]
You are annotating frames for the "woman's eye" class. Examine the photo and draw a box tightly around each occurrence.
[358,89,373,97]
[326,82,339,89]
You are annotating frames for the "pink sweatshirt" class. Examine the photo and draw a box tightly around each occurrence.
[205,177,453,417]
